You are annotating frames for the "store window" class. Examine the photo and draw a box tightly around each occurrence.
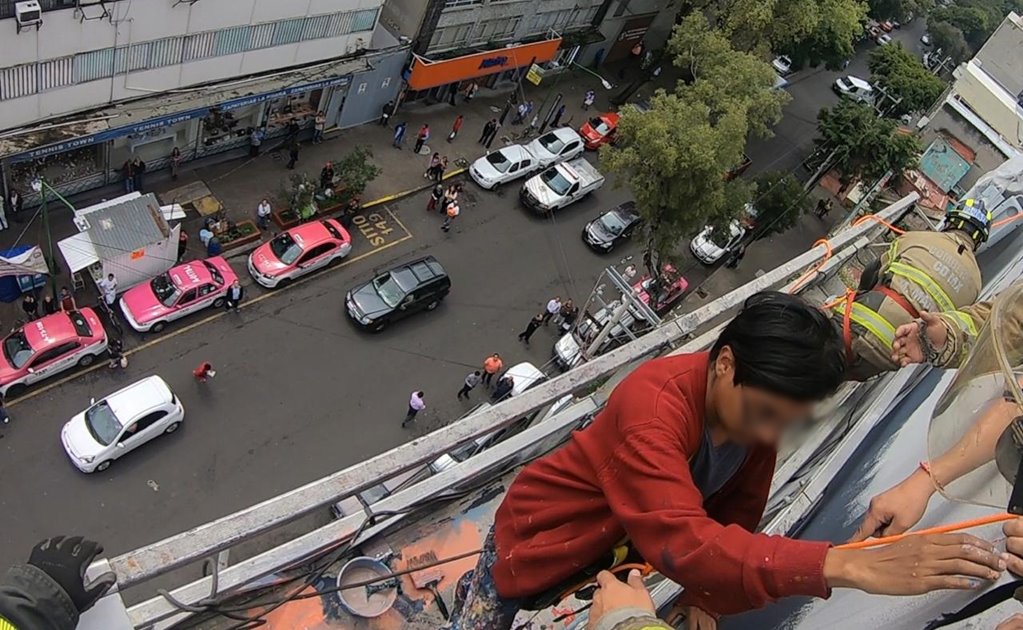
[430,23,474,51]
[530,9,573,34]
[444,0,481,7]
[263,89,324,139]
[7,144,105,192]
[197,105,257,155]
[472,17,522,43]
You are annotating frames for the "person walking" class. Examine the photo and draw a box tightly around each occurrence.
[98,273,118,308]
[425,152,442,180]
[414,124,430,154]
[41,295,57,316]
[58,287,76,312]
[448,114,463,142]
[249,127,263,157]
[558,299,578,331]
[313,111,326,144]
[441,202,459,232]
[551,103,567,128]
[380,100,394,126]
[542,296,562,325]
[442,183,461,213]
[320,162,335,190]
[122,159,135,193]
[513,102,528,125]
[286,139,300,170]
[131,157,146,192]
[193,361,216,383]
[435,156,449,183]
[457,370,482,400]
[256,198,272,231]
[484,119,501,150]
[403,391,425,427]
[107,336,126,370]
[393,121,407,149]
[479,119,496,145]
[482,353,503,387]
[225,279,243,311]
[815,198,833,219]
[518,312,545,344]
[464,81,478,101]
[583,89,595,110]
[170,147,182,180]
[427,183,445,213]
[21,293,38,321]
[6,188,22,224]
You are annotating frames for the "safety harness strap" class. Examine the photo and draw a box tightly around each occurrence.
[834,301,897,352]
[922,579,1023,629]
[886,261,957,312]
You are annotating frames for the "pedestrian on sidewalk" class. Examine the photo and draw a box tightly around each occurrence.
[107,336,126,369]
[122,159,136,193]
[542,296,562,325]
[287,119,301,140]
[513,102,528,125]
[558,299,578,332]
[193,361,216,383]
[814,198,833,219]
[286,139,300,169]
[463,81,478,102]
[443,183,461,213]
[485,119,501,150]
[427,183,445,213]
[380,100,394,126]
[393,121,407,149]
[0,200,8,231]
[482,353,503,387]
[583,89,595,110]
[414,124,430,154]
[491,375,514,403]
[249,128,263,157]
[448,114,463,142]
[225,279,243,311]
[441,202,459,232]
[457,370,482,399]
[41,295,57,316]
[132,157,146,192]
[403,391,425,427]
[58,287,76,313]
[175,229,188,262]
[425,152,442,179]
[320,162,335,190]
[256,198,272,230]
[170,147,182,180]
[518,312,545,344]
[6,188,22,224]
[725,244,746,269]
[435,156,449,183]
[479,119,497,145]
[98,273,118,308]
[21,294,38,321]
[199,226,214,249]
[551,104,567,128]
[313,111,326,144]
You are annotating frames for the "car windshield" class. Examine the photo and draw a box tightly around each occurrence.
[270,233,303,265]
[85,401,122,446]
[706,224,740,248]
[538,133,565,155]
[589,118,611,135]
[485,151,512,173]
[2,331,32,369]
[599,211,628,235]
[373,273,406,308]
[202,260,224,285]
[541,168,573,195]
[150,273,178,307]
[68,311,92,337]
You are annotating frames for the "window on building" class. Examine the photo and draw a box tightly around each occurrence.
[444,0,482,7]
[113,44,150,74]
[148,37,184,69]
[215,26,250,57]
[430,23,474,50]
[351,8,378,32]
[72,48,114,83]
[473,17,521,43]
[183,32,216,63]
[0,63,37,99]
[530,9,573,33]
[38,57,73,90]
[272,18,305,46]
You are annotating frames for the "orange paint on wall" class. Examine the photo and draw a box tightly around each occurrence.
[408,38,563,90]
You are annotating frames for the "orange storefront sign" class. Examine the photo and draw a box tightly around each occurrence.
[408,37,562,90]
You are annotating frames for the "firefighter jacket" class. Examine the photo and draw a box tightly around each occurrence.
[0,564,79,630]
[933,280,1023,370]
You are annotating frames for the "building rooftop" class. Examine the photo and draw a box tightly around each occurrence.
[974,12,1023,101]
[81,193,170,262]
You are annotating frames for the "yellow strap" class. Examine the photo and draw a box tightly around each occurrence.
[945,310,979,337]
[847,302,897,348]
[0,616,17,630]
[886,261,957,312]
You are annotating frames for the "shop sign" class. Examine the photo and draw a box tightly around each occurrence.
[478,55,509,70]
[525,63,545,86]
[408,37,562,90]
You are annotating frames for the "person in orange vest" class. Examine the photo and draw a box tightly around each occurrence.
[482,353,503,388]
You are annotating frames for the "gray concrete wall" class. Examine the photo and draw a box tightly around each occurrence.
[922,105,1009,190]
[576,0,676,67]
[379,0,430,44]
[337,47,410,129]
[427,0,603,54]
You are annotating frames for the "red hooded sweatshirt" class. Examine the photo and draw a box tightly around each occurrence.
[492,352,832,615]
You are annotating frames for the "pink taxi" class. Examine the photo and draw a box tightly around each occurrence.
[632,264,689,315]
[0,308,108,397]
[247,218,352,288]
[119,257,238,333]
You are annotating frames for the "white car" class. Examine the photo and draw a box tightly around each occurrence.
[525,127,585,168]
[469,144,538,190]
[876,32,893,45]
[920,32,932,46]
[60,375,184,473]
[690,220,746,264]
[771,55,793,75]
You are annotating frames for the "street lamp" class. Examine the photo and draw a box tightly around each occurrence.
[30,177,58,299]
[571,63,613,90]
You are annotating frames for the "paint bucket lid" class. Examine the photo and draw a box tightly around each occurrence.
[336,556,397,618]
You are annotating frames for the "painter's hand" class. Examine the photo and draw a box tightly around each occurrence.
[589,570,655,627]
[849,468,935,542]
[997,613,1023,630]
[686,606,717,630]
[1003,517,1023,576]
[891,312,947,367]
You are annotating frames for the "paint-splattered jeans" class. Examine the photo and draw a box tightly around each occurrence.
[447,527,523,630]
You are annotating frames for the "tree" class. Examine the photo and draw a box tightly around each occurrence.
[927,20,971,64]
[929,5,992,48]
[331,145,382,206]
[868,43,945,114]
[817,100,922,181]
[749,171,812,239]
[783,0,868,70]
[867,0,933,20]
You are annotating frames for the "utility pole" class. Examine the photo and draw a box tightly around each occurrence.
[30,178,58,300]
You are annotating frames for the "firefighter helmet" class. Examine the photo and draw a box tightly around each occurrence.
[943,198,992,248]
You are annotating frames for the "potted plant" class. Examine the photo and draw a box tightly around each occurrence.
[273,173,318,228]
[219,219,261,250]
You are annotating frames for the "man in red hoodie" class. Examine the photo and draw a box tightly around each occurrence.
[448,291,1007,629]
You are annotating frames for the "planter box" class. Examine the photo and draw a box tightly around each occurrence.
[272,208,301,229]
[220,220,262,251]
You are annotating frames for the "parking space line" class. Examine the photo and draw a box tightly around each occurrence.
[8,233,414,407]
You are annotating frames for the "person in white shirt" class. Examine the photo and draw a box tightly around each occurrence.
[542,296,562,326]
[256,199,272,231]
[403,391,426,427]
[98,274,117,307]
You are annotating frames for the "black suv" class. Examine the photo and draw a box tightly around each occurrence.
[345,256,451,331]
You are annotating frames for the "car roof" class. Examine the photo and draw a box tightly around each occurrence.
[22,312,80,349]
[288,220,334,246]
[104,375,174,417]
[844,75,872,90]
[169,260,215,290]
[385,256,447,282]
[499,144,534,161]
[505,362,547,396]
[608,200,639,218]
[548,127,582,142]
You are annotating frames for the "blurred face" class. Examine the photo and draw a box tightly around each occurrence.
[709,346,816,446]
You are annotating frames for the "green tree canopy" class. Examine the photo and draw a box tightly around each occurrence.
[817,100,922,181]
[929,5,992,47]
[867,0,933,20]
[867,42,945,114]
[927,20,972,64]
[750,171,812,239]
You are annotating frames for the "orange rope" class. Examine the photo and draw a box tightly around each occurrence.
[836,512,1016,550]
[993,212,1023,228]
[852,213,906,235]
[788,239,833,294]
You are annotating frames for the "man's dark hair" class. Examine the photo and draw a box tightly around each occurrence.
[710,291,845,401]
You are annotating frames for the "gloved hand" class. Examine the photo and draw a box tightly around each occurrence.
[28,535,115,613]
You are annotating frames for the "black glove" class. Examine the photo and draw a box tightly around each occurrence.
[28,535,116,613]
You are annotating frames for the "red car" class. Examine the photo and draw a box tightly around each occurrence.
[632,264,689,314]
[119,257,238,333]
[579,112,620,150]
[247,219,352,288]
[0,309,108,397]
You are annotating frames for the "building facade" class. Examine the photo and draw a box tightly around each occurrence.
[0,0,405,201]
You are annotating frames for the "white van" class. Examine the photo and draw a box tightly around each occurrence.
[833,75,875,105]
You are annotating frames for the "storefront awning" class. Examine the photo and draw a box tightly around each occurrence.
[58,232,100,273]
[408,37,563,91]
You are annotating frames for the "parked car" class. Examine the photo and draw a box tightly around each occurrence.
[579,113,620,150]
[248,218,352,288]
[833,75,875,104]
[553,301,651,371]
[346,256,450,332]
[520,157,605,213]
[0,309,108,397]
[582,201,642,253]
[60,375,184,473]
[690,220,746,264]
[525,127,585,168]
[632,264,689,314]
[120,257,237,333]
[879,20,895,32]
[876,32,893,45]
[469,144,538,190]
[920,32,932,46]
[771,55,794,75]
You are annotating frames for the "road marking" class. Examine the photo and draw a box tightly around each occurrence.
[362,167,468,208]
[8,232,413,407]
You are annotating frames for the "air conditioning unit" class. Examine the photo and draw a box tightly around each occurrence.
[15,1,43,33]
